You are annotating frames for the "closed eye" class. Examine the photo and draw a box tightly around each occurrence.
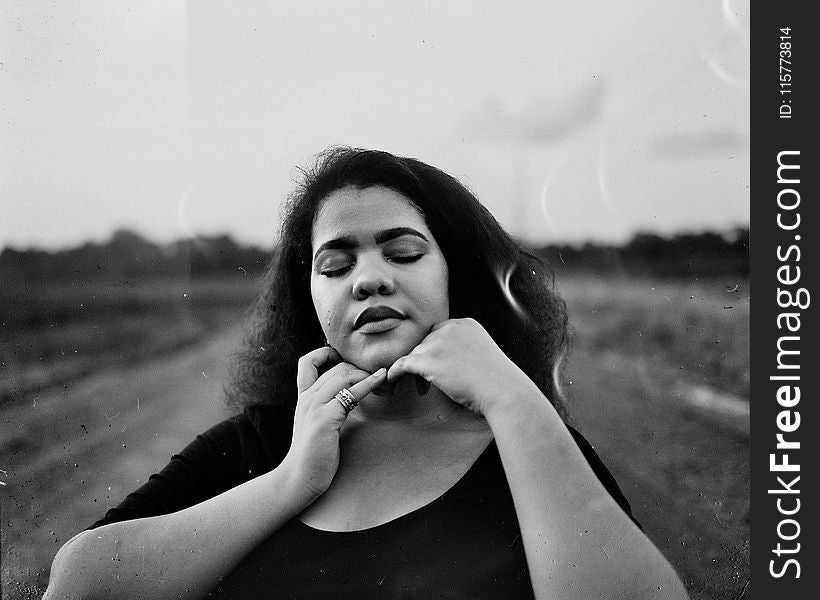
[320,254,422,276]
[320,264,353,277]
[388,254,423,264]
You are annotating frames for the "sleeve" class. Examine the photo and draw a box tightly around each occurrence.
[566,424,643,531]
[86,413,266,530]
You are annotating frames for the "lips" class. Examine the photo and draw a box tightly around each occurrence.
[354,306,406,331]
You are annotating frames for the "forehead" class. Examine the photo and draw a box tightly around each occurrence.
[311,186,429,245]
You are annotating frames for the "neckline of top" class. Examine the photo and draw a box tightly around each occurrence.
[295,438,498,535]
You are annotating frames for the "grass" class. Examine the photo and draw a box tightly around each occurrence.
[556,275,750,399]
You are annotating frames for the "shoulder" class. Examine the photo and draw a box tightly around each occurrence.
[193,404,295,472]
[241,403,296,464]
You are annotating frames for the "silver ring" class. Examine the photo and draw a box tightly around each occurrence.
[334,388,358,413]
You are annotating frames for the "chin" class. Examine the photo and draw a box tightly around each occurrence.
[346,342,416,373]
[350,352,400,373]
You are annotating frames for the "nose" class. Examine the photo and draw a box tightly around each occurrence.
[352,256,395,300]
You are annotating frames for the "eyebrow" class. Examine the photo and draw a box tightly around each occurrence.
[313,227,429,261]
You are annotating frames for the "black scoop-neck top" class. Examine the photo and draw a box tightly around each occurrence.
[90,405,638,599]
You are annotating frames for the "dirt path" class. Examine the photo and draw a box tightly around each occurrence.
[1,328,749,599]
[1,326,241,599]
[565,349,750,600]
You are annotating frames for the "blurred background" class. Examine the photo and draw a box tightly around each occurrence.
[1,1,749,598]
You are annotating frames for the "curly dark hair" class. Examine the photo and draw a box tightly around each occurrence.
[225,147,569,419]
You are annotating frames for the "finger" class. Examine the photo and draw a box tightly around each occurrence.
[322,368,388,420]
[386,354,427,383]
[296,346,342,394]
[386,358,432,396]
[345,367,388,405]
[312,362,371,400]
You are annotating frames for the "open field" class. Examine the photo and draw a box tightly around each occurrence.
[1,274,262,407]
[1,274,749,598]
[557,275,749,399]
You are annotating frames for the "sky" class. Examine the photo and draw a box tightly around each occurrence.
[0,0,749,250]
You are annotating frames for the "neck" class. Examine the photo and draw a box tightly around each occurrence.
[351,374,465,426]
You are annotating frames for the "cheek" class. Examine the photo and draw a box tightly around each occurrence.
[437,281,450,318]
[310,282,329,332]
[422,260,450,319]
[438,259,450,315]
[311,282,344,338]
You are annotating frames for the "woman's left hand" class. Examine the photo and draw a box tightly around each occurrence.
[385,318,540,416]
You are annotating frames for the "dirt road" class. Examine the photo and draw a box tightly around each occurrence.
[1,326,748,599]
[566,349,749,599]
[2,327,237,599]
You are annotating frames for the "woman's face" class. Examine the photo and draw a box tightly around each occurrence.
[310,186,449,372]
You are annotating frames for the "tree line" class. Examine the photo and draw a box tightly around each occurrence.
[1,227,748,282]
[532,228,748,278]
[0,229,272,282]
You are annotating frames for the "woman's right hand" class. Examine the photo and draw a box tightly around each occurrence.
[281,346,387,500]
[43,349,383,600]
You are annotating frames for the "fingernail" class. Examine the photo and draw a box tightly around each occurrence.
[376,367,387,376]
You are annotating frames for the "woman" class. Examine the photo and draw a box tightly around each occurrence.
[44,148,688,599]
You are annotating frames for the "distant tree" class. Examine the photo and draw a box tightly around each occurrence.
[104,229,165,275]
[623,233,669,259]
